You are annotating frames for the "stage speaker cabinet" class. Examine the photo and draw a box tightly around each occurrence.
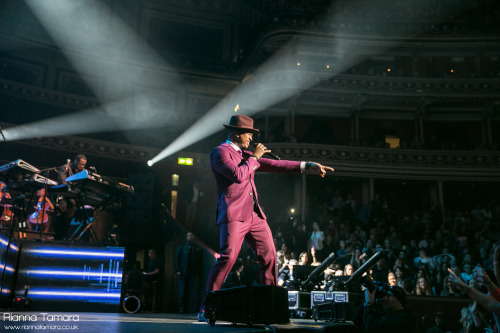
[288,291,311,310]
[310,291,362,323]
[204,285,289,326]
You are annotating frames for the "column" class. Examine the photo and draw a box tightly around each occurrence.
[419,116,424,145]
[369,177,375,203]
[301,173,307,222]
[361,178,373,205]
[437,180,444,218]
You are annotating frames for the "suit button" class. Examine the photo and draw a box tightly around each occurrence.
[249,192,253,196]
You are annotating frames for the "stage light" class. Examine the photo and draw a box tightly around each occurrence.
[24,269,122,279]
[25,248,124,258]
[0,264,15,273]
[28,289,121,300]
[147,160,153,167]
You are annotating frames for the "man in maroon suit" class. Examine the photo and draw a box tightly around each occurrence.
[198,115,334,320]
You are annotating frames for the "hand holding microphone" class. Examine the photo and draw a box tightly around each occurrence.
[252,142,280,160]
[251,143,272,160]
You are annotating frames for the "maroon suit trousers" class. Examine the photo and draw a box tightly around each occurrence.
[204,211,277,298]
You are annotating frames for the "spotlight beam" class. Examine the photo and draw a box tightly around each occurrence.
[3,95,170,142]
[150,0,469,165]
[24,0,180,102]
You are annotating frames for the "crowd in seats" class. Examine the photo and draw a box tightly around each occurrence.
[230,189,500,330]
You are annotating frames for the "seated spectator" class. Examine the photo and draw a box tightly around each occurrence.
[337,239,348,258]
[418,233,430,251]
[461,264,474,284]
[389,230,402,252]
[394,266,410,291]
[392,257,404,273]
[415,277,435,296]
[278,259,297,287]
[407,240,419,258]
[362,239,376,259]
[414,248,434,272]
[277,250,287,271]
[280,243,290,259]
[434,261,451,293]
[432,248,456,267]
[415,266,432,285]
[298,252,309,265]
[344,263,354,276]
[396,250,415,277]
[388,272,398,287]
[426,312,447,333]
[462,252,474,267]
[440,278,462,297]
[372,257,389,283]
[350,248,362,269]
[223,258,245,289]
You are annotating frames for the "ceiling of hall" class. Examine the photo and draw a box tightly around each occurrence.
[1,0,500,150]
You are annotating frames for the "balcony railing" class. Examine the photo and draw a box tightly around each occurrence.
[10,133,500,182]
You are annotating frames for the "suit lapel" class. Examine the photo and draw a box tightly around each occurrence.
[222,143,244,162]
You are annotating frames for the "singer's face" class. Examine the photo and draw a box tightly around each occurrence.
[235,132,253,149]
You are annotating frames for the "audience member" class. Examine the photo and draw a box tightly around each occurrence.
[415,277,435,296]
[223,258,245,289]
[388,272,398,287]
[309,222,325,260]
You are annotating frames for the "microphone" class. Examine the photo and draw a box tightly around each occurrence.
[252,142,280,160]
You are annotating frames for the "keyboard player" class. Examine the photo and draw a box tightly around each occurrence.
[58,154,87,185]
[54,154,87,240]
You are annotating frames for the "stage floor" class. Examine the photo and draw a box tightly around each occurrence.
[0,312,356,333]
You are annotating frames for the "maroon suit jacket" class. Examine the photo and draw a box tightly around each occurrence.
[210,143,301,225]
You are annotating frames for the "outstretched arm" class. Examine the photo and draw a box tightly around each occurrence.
[309,162,334,178]
[448,268,500,316]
